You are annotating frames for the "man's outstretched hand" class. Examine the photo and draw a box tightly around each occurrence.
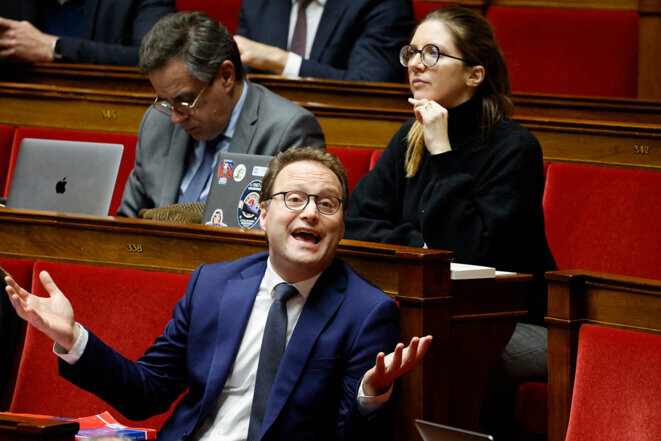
[5,270,78,351]
[363,335,433,396]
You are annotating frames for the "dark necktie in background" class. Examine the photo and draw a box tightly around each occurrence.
[179,140,218,203]
[247,283,299,441]
[290,0,313,57]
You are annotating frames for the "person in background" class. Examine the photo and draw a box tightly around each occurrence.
[343,6,556,439]
[6,146,432,441]
[0,0,175,66]
[118,11,325,218]
[234,0,415,82]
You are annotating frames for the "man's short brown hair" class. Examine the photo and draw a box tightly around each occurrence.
[260,147,350,213]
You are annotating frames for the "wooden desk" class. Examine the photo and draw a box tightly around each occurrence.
[545,270,661,441]
[0,207,532,441]
[1,67,659,171]
[0,414,78,441]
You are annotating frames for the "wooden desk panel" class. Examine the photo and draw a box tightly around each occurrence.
[545,270,661,441]
[1,81,660,171]
[0,208,531,441]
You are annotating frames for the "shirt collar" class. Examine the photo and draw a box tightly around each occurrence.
[264,257,321,301]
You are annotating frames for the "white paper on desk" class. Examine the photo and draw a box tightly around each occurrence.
[451,262,496,280]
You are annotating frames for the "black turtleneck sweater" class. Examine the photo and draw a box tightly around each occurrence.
[345,97,556,323]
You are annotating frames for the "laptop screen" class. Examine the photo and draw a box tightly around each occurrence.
[202,152,273,229]
[6,138,123,216]
[415,419,494,441]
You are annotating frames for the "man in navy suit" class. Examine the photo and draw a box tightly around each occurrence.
[5,147,432,441]
[235,0,415,82]
[0,0,175,66]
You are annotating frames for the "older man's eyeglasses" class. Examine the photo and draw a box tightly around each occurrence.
[153,84,209,116]
[399,44,475,68]
[267,191,343,216]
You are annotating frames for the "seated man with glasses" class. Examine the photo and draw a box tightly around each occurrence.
[5,146,432,441]
[117,11,325,218]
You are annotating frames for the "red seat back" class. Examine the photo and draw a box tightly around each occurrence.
[565,324,661,441]
[487,6,638,98]
[0,257,34,410]
[369,150,383,171]
[326,147,376,194]
[10,261,190,429]
[0,125,15,197]
[543,163,661,280]
[5,127,138,216]
[176,0,240,34]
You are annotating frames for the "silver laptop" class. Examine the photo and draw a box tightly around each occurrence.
[6,138,123,216]
[202,152,273,229]
[415,420,494,441]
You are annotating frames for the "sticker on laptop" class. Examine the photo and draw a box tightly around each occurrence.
[217,159,235,185]
[237,180,262,229]
[233,164,246,182]
[205,208,227,227]
[252,165,268,177]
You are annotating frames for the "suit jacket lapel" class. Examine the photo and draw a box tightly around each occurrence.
[262,0,291,49]
[260,262,347,435]
[229,82,259,154]
[310,0,348,61]
[198,260,267,421]
[159,127,191,205]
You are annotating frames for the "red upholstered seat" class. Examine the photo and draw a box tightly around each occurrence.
[565,324,661,441]
[4,127,138,216]
[516,163,661,437]
[487,6,638,98]
[10,262,190,429]
[543,163,661,280]
[176,0,241,34]
[0,125,15,197]
[0,258,34,410]
[326,147,376,194]
[369,149,382,171]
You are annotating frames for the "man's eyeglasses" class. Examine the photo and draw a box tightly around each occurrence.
[267,191,343,216]
[399,44,475,68]
[153,84,209,116]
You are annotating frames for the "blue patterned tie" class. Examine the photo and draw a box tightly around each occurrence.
[247,283,299,441]
[179,141,216,203]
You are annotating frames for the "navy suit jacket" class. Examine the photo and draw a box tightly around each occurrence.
[59,252,400,441]
[237,0,415,82]
[0,0,175,66]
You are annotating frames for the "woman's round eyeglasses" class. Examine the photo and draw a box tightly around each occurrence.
[399,44,475,68]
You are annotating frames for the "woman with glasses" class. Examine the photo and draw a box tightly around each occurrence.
[345,6,556,439]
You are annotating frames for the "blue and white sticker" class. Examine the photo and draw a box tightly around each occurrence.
[237,180,262,229]
[217,159,235,185]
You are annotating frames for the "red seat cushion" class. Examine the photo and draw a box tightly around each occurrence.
[487,6,638,98]
[0,125,15,197]
[10,262,190,430]
[514,381,548,435]
[565,325,661,441]
[5,127,138,216]
[543,163,661,280]
[176,0,240,34]
[326,147,376,194]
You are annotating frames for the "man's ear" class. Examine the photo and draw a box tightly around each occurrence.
[216,59,236,91]
[466,65,485,88]
[259,202,268,232]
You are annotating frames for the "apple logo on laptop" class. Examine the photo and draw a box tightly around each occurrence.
[55,177,67,194]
